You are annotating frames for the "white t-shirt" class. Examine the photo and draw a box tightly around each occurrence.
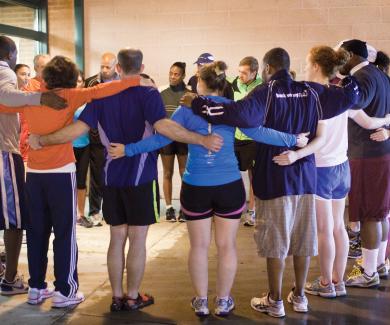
[315,111,349,167]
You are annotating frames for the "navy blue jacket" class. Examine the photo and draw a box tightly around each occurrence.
[190,69,360,199]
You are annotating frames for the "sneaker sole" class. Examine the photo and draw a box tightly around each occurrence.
[287,297,308,313]
[215,305,235,317]
[250,302,285,318]
[304,289,336,298]
[190,302,209,317]
[345,282,380,288]
[335,291,347,297]
[0,288,28,296]
[27,294,53,305]
[243,223,254,227]
[52,297,85,308]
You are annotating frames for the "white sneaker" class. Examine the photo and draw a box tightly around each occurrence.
[243,210,255,227]
[287,291,308,313]
[0,274,28,296]
[250,294,285,318]
[52,291,85,308]
[27,287,54,305]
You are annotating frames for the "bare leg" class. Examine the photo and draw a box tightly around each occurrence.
[214,217,240,297]
[248,169,255,211]
[107,225,127,297]
[4,229,23,281]
[76,189,87,218]
[267,257,285,301]
[126,226,149,299]
[161,155,175,206]
[332,199,348,283]
[316,199,335,285]
[177,154,187,178]
[186,218,212,297]
[293,256,311,297]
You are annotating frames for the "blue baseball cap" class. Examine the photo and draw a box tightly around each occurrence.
[194,53,215,65]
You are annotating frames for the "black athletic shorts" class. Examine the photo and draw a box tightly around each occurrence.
[160,141,188,156]
[102,180,160,226]
[180,179,246,221]
[74,146,90,189]
[234,140,257,171]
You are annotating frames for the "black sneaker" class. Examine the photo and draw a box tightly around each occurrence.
[346,226,360,243]
[166,207,176,222]
[77,216,94,228]
[178,210,186,222]
[348,242,362,259]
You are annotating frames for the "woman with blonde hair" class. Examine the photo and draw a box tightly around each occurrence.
[303,46,390,298]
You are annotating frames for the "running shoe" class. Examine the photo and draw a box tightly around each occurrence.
[178,210,186,222]
[77,216,93,228]
[377,261,389,279]
[191,297,209,316]
[27,287,54,305]
[166,207,176,222]
[287,290,308,313]
[243,210,255,227]
[91,214,103,227]
[250,293,285,318]
[334,281,347,297]
[346,226,360,242]
[345,265,380,288]
[304,278,336,298]
[0,274,28,296]
[348,241,362,259]
[214,296,234,316]
[122,293,154,311]
[52,291,85,308]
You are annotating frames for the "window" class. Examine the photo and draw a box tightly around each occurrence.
[0,0,48,68]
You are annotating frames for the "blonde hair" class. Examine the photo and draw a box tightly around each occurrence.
[309,46,350,78]
[198,61,228,91]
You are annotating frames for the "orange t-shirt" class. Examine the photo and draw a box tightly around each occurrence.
[0,76,140,170]
[19,77,42,162]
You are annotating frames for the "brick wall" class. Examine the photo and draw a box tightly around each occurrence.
[84,0,390,84]
[48,0,75,61]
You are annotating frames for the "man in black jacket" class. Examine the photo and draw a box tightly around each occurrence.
[339,40,390,287]
[84,52,119,226]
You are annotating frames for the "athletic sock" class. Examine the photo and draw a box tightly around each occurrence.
[362,248,379,275]
[217,296,229,300]
[350,222,360,233]
[166,205,173,209]
[377,240,388,266]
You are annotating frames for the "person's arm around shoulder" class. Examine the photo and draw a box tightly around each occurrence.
[272,121,327,166]
[180,85,268,128]
[240,126,309,148]
[319,77,360,119]
[348,110,390,130]
[67,75,143,110]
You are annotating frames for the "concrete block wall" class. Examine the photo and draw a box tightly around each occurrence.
[83,0,390,84]
[48,0,76,61]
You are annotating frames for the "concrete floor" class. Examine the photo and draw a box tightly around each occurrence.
[0,209,389,325]
[1,159,389,324]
